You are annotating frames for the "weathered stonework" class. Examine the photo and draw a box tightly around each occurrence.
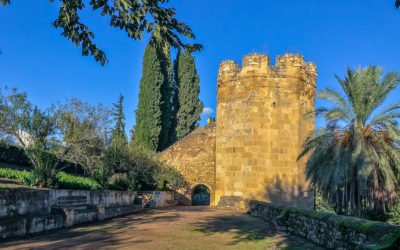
[216,53,316,209]
[161,53,316,209]
[160,124,216,205]
[0,189,176,240]
[249,200,400,249]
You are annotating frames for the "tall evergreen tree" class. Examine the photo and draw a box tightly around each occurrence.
[168,73,179,145]
[111,94,127,146]
[158,45,174,151]
[174,49,203,140]
[134,43,165,151]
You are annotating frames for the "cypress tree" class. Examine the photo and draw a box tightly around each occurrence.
[134,43,165,151]
[168,73,179,145]
[111,94,127,146]
[158,45,174,151]
[174,49,203,140]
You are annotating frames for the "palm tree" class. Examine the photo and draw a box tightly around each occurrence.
[299,66,400,216]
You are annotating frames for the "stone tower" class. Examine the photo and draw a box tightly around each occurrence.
[215,54,316,209]
[161,53,316,209]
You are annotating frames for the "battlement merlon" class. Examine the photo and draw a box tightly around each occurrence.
[242,54,270,68]
[218,60,240,85]
[217,53,317,87]
[275,54,305,68]
[275,54,317,79]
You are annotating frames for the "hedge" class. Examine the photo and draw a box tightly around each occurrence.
[0,167,101,190]
[0,144,31,166]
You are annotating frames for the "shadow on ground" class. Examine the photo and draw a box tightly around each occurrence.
[189,208,321,249]
[0,207,322,250]
[0,210,174,249]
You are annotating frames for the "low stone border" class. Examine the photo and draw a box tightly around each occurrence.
[0,189,177,241]
[248,200,400,249]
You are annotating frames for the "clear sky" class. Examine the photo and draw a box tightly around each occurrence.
[1,0,399,133]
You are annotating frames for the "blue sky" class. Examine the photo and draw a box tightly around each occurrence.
[1,0,399,133]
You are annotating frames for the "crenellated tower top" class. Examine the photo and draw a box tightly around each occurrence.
[218,53,317,89]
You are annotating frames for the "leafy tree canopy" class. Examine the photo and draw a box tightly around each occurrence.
[1,0,201,65]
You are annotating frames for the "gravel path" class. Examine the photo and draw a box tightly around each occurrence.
[0,206,323,250]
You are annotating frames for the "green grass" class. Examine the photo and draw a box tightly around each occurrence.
[0,166,101,190]
[190,227,208,233]
[358,221,380,234]
[365,232,400,250]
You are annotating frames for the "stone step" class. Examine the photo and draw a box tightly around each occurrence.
[58,196,87,200]
[74,209,97,215]
[62,205,89,211]
[58,200,87,205]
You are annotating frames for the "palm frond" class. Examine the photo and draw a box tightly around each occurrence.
[301,66,400,215]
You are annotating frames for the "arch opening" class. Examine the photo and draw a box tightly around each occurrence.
[191,184,210,206]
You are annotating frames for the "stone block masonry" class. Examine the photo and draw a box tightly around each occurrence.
[161,53,316,209]
[249,200,400,249]
[160,124,216,206]
[216,54,316,209]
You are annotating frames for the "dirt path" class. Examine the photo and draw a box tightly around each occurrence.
[0,206,322,250]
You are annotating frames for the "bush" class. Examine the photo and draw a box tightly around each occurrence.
[0,142,31,166]
[0,168,35,186]
[0,166,101,190]
[108,173,133,191]
[387,203,400,226]
[127,145,186,191]
[0,141,85,174]
[315,189,336,213]
[155,165,186,191]
[57,172,101,190]
[26,147,60,188]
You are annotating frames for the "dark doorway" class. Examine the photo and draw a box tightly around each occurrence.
[191,185,210,206]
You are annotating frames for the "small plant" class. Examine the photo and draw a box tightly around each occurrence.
[387,203,400,226]
[26,147,60,188]
[315,189,336,213]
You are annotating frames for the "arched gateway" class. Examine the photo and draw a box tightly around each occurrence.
[191,184,211,206]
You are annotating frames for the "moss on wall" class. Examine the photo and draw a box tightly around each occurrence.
[249,200,400,249]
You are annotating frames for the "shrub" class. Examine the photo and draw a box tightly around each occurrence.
[127,145,186,191]
[0,142,31,166]
[57,172,101,190]
[108,173,133,191]
[387,203,400,226]
[26,147,60,188]
[155,165,186,191]
[0,166,101,190]
[0,168,35,186]
[315,189,336,213]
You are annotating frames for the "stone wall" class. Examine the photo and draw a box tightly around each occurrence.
[249,200,400,249]
[0,189,176,241]
[160,124,216,205]
[0,189,137,218]
[215,54,316,209]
